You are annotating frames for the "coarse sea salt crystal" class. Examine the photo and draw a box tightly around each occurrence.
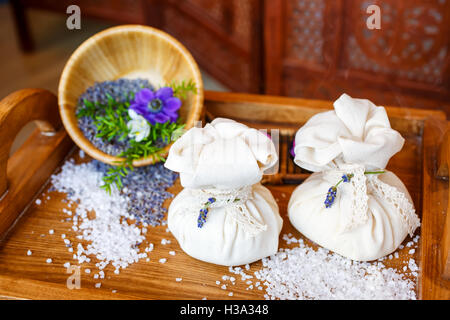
[175,278,182,282]
[169,251,176,256]
[46,258,52,264]
[35,199,41,205]
[27,250,32,256]
[51,160,150,275]
[249,234,417,300]
[159,258,167,264]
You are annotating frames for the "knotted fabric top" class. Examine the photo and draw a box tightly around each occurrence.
[165,118,278,189]
[293,93,405,172]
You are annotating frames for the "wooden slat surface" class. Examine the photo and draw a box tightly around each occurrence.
[0,91,448,299]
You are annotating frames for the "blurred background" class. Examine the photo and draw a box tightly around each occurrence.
[2,0,450,116]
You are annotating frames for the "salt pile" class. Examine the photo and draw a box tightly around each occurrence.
[252,234,417,300]
[51,158,176,274]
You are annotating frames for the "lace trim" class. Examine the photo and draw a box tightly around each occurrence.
[344,165,369,231]
[182,186,267,237]
[367,176,420,236]
[324,164,420,235]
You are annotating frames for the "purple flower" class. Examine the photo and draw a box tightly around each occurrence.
[129,87,181,125]
[290,140,296,158]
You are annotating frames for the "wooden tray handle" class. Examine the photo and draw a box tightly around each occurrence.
[437,127,450,279]
[0,89,74,240]
[0,89,62,196]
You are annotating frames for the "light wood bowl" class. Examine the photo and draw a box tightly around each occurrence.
[58,25,203,167]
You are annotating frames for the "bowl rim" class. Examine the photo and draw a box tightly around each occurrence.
[58,24,204,167]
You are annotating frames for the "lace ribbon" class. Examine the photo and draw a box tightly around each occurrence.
[183,186,267,237]
[325,164,420,235]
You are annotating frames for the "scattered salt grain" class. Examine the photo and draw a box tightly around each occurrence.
[61,234,66,239]
[85,268,91,274]
[169,251,176,256]
[50,159,177,276]
[408,249,415,255]
[215,281,221,285]
[159,258,167,264]
[228,292,234,297]
[35,199,41,205]
[175,278,182,282]
[26,250,32,256]
[46,258,52,264]
[95,283,101,288]
[63,262,70,268]
[252,234,417,300]
[48,229,54,235]
[161,239,171,245]
[221,284,227,290]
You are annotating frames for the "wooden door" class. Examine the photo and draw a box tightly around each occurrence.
[162,0,264,93]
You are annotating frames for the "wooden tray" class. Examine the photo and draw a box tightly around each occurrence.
[0,89,448,300]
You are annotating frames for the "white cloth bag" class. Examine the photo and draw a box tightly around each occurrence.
[288,94,420,261]
[165,118,283,266]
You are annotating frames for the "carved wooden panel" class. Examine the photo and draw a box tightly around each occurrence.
[266,0,450,115]
[285,0,326,65]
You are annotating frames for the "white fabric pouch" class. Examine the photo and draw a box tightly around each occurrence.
[165,118,283,266]
[288,94,420,261]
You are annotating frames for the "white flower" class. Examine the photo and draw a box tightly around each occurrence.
[127,109,150,142]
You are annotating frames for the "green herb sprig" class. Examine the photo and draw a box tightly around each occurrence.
[169,79,198,99]
[76,81,195,194]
